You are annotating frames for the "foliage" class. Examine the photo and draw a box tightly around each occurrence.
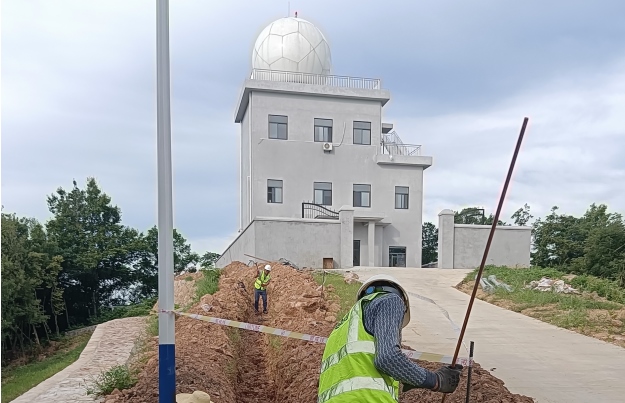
[132,226,200,299]
[85,364,137,396]
[511,203,533,226]
[195,269,221,301]
[1,178,219,364]
[199,251,221,269]
[532,204,625,283]
[312,273,361,320]
[0,332,91,403]
[454,207,506,225]
[421,222,438,265]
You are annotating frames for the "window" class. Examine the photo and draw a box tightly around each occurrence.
[267,179,283,203]
[314,118,333,142]
[353,184,371,207]
[389,247,407,267]
[353,121,371,145]
[269,115,288,140]
[314,182,332,205]
[395,186,409,209]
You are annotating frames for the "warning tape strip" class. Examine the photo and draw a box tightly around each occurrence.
[162,310,473,367]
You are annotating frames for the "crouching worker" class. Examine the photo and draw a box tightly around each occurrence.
[317,274,463,402]
[254,264,271,314]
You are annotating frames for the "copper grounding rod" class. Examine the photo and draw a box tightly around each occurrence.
[441,117,529,403]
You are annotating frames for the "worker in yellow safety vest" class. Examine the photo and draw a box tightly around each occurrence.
[254,264,271,314]
[317,274,463,402]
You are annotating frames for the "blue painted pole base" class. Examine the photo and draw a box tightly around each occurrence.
[159,344,176,403]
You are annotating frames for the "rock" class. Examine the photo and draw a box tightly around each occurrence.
[324,315,336,322]
[111,388,122,396]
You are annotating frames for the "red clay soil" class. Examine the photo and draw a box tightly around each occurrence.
[113,262,534,403]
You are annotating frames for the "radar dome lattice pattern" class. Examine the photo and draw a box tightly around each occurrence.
[252,17,332,75]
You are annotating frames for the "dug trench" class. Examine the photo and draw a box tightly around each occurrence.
[113,262,534,403]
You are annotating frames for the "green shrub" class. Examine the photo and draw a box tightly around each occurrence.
[86,365,137,396]
[195,269,221,300]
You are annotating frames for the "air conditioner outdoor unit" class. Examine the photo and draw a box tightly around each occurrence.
[322,142,333,151]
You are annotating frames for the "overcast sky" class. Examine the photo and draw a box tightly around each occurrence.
[2,0,625,254]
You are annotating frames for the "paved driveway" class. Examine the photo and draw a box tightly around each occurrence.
[348,267,625,403]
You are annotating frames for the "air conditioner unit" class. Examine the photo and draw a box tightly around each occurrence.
[322,142,333,151]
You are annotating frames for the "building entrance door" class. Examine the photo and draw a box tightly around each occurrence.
[353,240,361,266]
[389,246,406,267]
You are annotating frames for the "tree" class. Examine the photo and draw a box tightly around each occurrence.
[199,252,220,269]
[46,178,140,321]
[132,226,200,299]
[454,207,506,225]
[511,203,533,226]
[421,222,438,265]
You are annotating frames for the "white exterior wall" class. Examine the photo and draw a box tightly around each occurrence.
[453,225,531,269]
[216,217,342,269]
[437,209,531,269]
[237,88,430,267]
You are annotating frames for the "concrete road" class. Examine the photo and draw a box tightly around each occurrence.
[348,267,625,403]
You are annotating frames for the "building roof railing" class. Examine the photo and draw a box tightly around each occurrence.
[250,68,382,90]
[381,131,421,156]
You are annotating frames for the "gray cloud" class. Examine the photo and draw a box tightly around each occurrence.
[2,0,625,253]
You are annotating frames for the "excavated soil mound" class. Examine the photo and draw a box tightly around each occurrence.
[115,262,533,402]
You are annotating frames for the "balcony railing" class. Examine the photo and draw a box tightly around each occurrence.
[302,202,339,220]
[381,131,421,156]
[251,69,381,90]
[381,142,422,156]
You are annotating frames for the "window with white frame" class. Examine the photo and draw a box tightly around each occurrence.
[395,186,409,209]
[353,121,371,145]
[267,179,283,203]
[353,184,371,207]
[314,182,332,205]
[268,115,288,140]
[314,118,333,142]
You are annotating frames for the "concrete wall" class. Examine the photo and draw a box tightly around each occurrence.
[453,225,531,269]
[235,86,430,267]
[437,209,531,269]
[216,217,342,269]
[255,218,341,268]
[215,221,256,268]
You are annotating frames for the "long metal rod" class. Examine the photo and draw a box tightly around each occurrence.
[465,341,475,403]
[157,1,176,402]
[442,117,528,403]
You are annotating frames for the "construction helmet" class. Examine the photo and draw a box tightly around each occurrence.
[357,274,411,328]
[264,264,272,271]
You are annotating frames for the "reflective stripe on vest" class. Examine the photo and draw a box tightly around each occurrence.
[254,271,270,290]
[317,292,400,403]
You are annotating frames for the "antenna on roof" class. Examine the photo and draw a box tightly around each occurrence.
[288,2,290,17]
[295,11,298,18]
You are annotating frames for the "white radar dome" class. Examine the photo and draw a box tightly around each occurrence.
[252,17,332,75]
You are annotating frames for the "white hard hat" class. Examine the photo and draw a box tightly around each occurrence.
[264,264,272,271]
[357,274,410,328]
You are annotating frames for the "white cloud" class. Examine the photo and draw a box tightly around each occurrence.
[393,58,625,225]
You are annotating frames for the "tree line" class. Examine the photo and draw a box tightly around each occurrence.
[421,204,625,285]
[1,178,219,359]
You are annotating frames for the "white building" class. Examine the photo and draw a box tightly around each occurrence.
[217,16,433,269]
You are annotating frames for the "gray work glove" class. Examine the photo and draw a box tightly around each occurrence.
[433,364,463,393]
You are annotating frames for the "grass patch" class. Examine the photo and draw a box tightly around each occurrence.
[313,272,361,319]
[85,364,137,396]
[146,315,159,337]
[268,335,281,352]
[460,266,625,346]
[1,333,92,403]
[195,269,221,301]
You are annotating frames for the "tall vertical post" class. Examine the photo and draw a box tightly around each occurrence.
[465,341,475,403]
[156,1,175,402]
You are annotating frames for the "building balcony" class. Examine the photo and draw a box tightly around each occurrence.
[250,68,382,90]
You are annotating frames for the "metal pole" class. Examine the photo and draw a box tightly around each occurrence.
[157,1,175,402]
[442,117,529,403]
[465,341,474,403]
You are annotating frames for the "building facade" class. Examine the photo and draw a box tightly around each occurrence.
[217,16,432,268]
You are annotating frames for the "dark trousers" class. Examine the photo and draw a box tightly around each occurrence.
[254,289,267,312]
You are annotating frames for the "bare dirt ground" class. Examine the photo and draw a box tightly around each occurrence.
[112,263,534,402]
[457,280,625,348]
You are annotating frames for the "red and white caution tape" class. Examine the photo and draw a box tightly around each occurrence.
[161,309,473,366]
